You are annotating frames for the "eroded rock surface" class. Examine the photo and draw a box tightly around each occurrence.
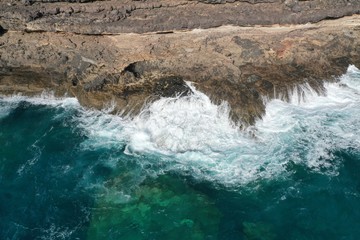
[1,0,360,34]
[1,1,360,125]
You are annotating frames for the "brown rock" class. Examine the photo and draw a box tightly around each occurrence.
[1,0,360,125]
[0,0,359,34]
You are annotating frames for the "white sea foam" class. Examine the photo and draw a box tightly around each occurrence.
[72,65,360,186]
[1,66,360,186]
[0,104,13,119]
[0,92,79,121]
[0,91,79,109]
[124,83,242,155]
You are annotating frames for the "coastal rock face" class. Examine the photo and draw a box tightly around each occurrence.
[1,0,360,125]
[1,0,360,34]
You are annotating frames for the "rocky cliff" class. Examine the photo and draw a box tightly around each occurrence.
[1,0,360,125]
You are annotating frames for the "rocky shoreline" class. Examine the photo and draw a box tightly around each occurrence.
[1,0,360,125]
[2,0,360,34]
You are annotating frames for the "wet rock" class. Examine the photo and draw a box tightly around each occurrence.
[257,80,274,92]
[153,76,193,98]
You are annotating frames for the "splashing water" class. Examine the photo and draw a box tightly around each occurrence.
[1,66,360,186]
[73,65,360,186]
[53,66,360,186]
[1,65,360,239]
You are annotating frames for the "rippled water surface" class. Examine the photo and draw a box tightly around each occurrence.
[1,66,360,239]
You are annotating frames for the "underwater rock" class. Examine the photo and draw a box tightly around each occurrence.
[242,222,276,240]
[87,175,221,239]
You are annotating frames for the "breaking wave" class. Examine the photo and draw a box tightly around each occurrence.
[76,65,360,186]
[2,66,360,187]
[0,91,78,113]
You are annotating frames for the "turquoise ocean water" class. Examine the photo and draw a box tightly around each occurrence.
[1,66,360,239]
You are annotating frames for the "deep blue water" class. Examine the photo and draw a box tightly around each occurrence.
[1,66,360,239]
